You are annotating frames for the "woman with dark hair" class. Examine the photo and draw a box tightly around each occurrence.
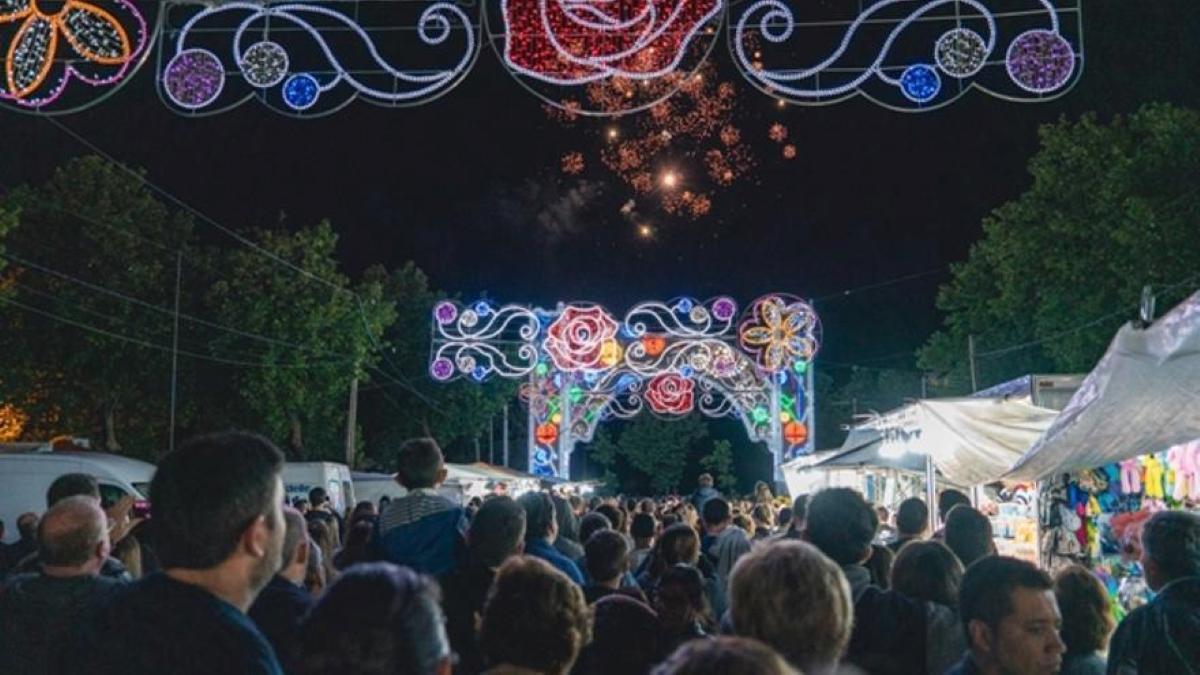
[864,543,894,590]
[890,540,966,675]
[655,564,712,659]
[653,637,797,675]
[574,595,661,675]
[333,520,374,571]
[552,495,584,561]
[1054,565,1114,675]
[296,562,451,675]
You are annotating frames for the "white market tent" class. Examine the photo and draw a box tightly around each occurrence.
[1007,290,1200,480]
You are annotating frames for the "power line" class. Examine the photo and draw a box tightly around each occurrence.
[812,266,948,304]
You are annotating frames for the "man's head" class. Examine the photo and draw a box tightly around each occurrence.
[46,473,100,508]
[938,489,971,521]
[468,496,527,568]
[945,505,995,568]
[895,497,929,538]
[37,495,110,574]
[17,512,39,541]
[729,541,853,672]
[875,505,890,527]
[1140,510,1200,590]
[152,431,285,593]
[480,556,591,675]
[959,556,1064,675]
[702,497,732,529]
[631,512,656,544]
[308,487,328,509]
[279,507,310,582]
[584,529,629,585]
[697,473,714,488]
[891,540,963,609]
[395,438,446,490]
[595,503,625,533]
[652,636,797,675]
[804,488,877,566]
[788,494,809,533]
[517,492,557,543]
[578,511,612,546]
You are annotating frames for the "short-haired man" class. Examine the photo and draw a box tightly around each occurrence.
[804,488,931,675]
[304,486,345,543]
[9,472,133,580]
[690,473,720,512]
[702,497,752,596]
[582,529,646,605]
[729,540,853,674]
[0,496,125,673]
[249,507,314,673]
[442,496,527,675]
[934,489,971,539]
[629,512,657,575]
[944,505,996,568]
[1,512,38,576]
[517,491,584,585]
[1107,510,1200,674]
[948,556,1065,675]
[370,438,467,577]
[68,431,287,674]
[888,497,929,553]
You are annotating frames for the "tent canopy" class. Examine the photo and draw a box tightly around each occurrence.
[815,397,1059,486]
[1007,290,1200,480]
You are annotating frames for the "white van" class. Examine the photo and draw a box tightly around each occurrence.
[0,451,156,543]
[282,462,355,514]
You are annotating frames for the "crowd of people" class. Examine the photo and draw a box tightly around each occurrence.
[0,431,1198,675]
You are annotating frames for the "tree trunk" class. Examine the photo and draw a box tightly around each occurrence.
[289,414,303,459]
[103,401,121,453]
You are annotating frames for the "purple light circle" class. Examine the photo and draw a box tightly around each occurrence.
[434,301,458,325]
[712,297,737,321]
[430,358,454,381]
[1006,30,1075,94]
[163,49,225,110]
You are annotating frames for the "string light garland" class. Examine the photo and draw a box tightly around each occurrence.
[731,0,1083,111]
[431,294,820,478]
[0,0,151,111]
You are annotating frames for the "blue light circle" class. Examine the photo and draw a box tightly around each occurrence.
[282,73,320,111]
[899,64,941,103]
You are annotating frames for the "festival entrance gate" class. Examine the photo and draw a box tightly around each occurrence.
[429,294,820,482]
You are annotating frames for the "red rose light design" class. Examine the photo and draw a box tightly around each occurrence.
[544,305,620,371]
[645,373,695,415]
[502,0,723,85]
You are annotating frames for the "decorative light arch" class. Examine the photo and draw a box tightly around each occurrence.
[430,294,820,481]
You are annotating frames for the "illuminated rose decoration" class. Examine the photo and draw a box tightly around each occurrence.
[502,0,723,85]
[544,305,620,371]
[645,373,695,415]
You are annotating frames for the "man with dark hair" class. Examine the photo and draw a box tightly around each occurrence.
[945,505,996,568]
[690,473,720,512]
[0,496,124,674]
[935,489,972,539]
[889,497,930,553]
[10,473,133,580]
[68,431,287,674]
[304,486,344,543]
[582,529,646,604]
[442,495,527,674]
[805,487,930,675]
[1,512,38,577]
[1107,510,1200,674]
[774,494,808,541]
[630,512,657,574]
[371,438,467,577]
[702,497,751,595]
[948,556,1064,675]
[518,491,584,585]
[249,507,314,673]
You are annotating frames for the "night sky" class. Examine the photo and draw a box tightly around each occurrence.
[1,2,1196,391]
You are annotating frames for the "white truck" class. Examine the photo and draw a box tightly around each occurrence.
[281,462,356,513]
[0,450,156,543]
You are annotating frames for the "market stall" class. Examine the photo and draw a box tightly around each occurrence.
[1007,290,1200,619]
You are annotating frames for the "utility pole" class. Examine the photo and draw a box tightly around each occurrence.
[489,415,495,465]
[344,369,359,468]
[168,252,182,455]
[502,403,510,467]
[967,334,979,393]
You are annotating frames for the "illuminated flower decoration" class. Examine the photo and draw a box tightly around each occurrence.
[783,421,808,446]
[502,0,724,85]
[738,295,819,373]
[0,0,148,109]
[645,373,695,415]
[543,305,620,371]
